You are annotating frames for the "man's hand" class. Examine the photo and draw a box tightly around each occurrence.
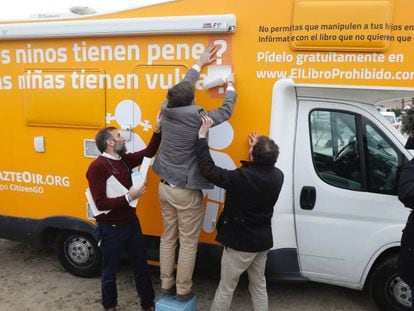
[129,184,146,200]
[196,44,218,67]
[199,116,214,139]
[226,73,235,85]
[154,110,162,133]
[249,131,259,147]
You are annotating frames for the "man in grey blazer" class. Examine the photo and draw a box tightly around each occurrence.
[152,44,237,301]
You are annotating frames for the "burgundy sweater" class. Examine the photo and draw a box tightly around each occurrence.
[86,132,161,224]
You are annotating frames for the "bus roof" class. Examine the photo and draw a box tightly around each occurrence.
[0,0,175,22]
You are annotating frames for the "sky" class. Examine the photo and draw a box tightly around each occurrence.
[0,0,173,21]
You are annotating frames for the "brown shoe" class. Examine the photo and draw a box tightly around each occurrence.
[176,290,194,301]
[161,285,176,295]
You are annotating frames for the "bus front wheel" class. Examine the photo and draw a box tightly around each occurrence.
[56,230,102,278]
[370,254,411,311]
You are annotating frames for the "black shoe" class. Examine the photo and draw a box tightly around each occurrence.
[176,291,194,301]
[161,285,176,295]
[141,307,154,311]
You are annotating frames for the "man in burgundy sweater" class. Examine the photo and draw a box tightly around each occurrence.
[86,116,161,311]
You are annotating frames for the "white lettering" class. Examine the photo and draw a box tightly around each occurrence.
[147,44,160,65]
[71,71,138,89]
[62,177,70,187]
[3,171,10,182]
[145,68,186,90]
[0,49,11,64]
[72,41,140,62]
[15,44,67,64]
[46,175,54,185]
[0,76,12,90]
[147,43,205,65]
[10,184,44,194]
[0,170,69,188]
[18,70,65,90]
[22,171,31,183]
[36,174,43,184]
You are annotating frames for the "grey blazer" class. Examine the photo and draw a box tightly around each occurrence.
[152,68,237,189]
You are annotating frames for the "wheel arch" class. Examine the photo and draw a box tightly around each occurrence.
[34,216,97,247]
[362,243,400,290]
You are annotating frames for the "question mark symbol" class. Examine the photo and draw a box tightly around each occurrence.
[213,39,227,65]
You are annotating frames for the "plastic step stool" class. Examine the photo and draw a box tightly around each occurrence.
[155,294,197,311]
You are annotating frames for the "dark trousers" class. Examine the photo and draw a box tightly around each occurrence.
[97,219,154,309]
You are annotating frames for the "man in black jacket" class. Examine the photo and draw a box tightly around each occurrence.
[398,156,414,310]
[196,116,284,311]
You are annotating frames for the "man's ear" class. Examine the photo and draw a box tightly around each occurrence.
[106,138,115,148]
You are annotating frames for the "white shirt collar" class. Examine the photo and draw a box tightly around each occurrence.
[101,152,121,160]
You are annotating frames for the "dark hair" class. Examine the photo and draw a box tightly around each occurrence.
[252,136,280,165]
[402,109,414,136]
[167,81,195,108]
[95,127,117,153]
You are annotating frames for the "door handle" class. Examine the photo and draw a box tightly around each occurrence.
[300,186,316,210]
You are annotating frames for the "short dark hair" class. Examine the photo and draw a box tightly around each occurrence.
[252,136,280,165]
[95,127,117,153]
[167,81,195,108]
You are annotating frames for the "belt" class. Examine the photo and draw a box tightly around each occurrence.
[160,179,171,186]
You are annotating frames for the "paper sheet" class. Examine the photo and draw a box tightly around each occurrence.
[85,188,110,217]
[106,175,128,197]
[203,65,232,90]
[129,157,153,207]
[86,157,154,213]
[139,157,152,184]
[105,174,137,208]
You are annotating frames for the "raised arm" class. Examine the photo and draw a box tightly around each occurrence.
[202,73,237,125]
[196,116,233,189]
[123,112,162,167]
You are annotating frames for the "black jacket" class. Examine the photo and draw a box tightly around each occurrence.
[196,138,284,252]
[399,159,414,209]
[398,158,414,287]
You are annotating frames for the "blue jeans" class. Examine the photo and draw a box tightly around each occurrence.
[97,219,154,309]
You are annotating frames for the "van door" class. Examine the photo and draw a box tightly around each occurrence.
[293,99,407,286]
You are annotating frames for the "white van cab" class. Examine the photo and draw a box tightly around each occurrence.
[268,79,414,311]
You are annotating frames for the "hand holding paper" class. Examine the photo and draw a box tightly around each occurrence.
[202,65,233,90]
[128,157,152,207]
[129,184,146,200]
[226,73,235,84]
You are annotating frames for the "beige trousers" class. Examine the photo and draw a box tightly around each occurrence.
[211,248,269,311]
[158,182,203,295]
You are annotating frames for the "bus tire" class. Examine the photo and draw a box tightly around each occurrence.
[56,230,102,278]
[370,254,411,311]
